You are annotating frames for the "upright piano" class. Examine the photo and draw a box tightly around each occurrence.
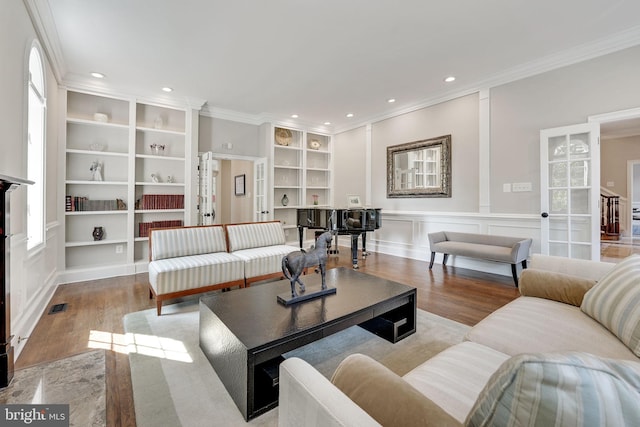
[297,208,381,268]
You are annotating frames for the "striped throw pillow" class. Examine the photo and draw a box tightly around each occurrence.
[581,254,640,357]
[466,352,640,427]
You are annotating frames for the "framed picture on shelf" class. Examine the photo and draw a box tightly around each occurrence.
[235,174,246,196]
[347,195,362,208]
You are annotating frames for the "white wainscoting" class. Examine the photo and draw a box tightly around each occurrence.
[338,211,541,279]
[11,222,60,359]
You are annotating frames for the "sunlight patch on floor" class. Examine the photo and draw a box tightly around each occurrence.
[88,330,193,363]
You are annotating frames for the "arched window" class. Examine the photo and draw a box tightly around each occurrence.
[27,42,46,251]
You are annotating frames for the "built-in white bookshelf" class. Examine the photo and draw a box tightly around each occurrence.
[62,90,193,277]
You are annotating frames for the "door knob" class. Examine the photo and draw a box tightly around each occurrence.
[541,212,549,218]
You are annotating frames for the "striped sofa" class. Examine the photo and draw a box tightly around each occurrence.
[279,254,640,426]
[148,225,245,315]
[225,221,296,286]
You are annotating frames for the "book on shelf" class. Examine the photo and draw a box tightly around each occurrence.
[65,195,127,212]
[138,220,184,238]
[137,194,184,210]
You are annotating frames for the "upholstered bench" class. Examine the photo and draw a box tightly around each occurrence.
[225,221,296,286]
[428,231,532,286]
[148,225,245,315]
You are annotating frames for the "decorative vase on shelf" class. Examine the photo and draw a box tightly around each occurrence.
[92,226,105,241]
[312,194,319,205]
[281,194,289,206]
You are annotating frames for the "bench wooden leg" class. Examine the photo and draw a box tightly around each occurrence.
[429,252,436,269]
[156,301,162,316]
[442,254,449,266]
[511,264,519,287]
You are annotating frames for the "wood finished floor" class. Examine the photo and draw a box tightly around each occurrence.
[12,249,564,427]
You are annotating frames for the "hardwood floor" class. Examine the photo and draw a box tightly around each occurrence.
[16,250,520,427]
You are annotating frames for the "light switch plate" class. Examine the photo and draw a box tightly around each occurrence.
[512,182,532,192]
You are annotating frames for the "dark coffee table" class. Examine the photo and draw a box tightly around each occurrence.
[199,267,416,420]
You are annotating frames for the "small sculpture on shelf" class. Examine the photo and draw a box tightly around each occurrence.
[166,175,174,183]
[281,194,289,206]
[92,226,105,241]
[150,143,165,155]
[151,173,161,183]
[90,160,103,181]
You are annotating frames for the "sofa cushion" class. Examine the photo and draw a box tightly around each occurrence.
[581,255,640,358]
[465,297,638,361]
[331,353,461,427]
[466,352,640,427]
[225,221,286,252]
[148,253,245,295]
[402,342,509,423]
[231,245,294,279]
[150,226,227,261]
[519,268,596,306]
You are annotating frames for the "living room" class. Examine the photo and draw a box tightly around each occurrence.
[2,1,640,426]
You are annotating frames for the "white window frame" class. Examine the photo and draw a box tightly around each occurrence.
[26,40,46,252]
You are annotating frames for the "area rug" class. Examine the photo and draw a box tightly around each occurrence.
[0,350,106,427]
[124,301,470,427]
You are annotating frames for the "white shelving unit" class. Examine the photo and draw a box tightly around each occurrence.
[62,90,194,278]
[270,126,332,244]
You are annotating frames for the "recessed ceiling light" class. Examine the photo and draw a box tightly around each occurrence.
[444,76,456,83]
[346,113,354,118]
[162,87,173,92]
[324,122,331,126]
[387,98,396,103]
[291,114,299,119]
[91,72,105,79]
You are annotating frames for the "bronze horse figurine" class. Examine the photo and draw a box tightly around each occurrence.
[282,231,333,298]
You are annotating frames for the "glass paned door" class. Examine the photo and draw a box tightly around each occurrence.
[254,158,268,221]
[540,123,600,260]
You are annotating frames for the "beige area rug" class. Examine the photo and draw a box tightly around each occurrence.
[125,301,470,427]
[0,350,106,427]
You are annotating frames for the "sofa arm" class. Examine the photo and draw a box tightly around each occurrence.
[529,254,615,281]
[278,357,381,427]
[428,231,447,247]
[519,269,596,306]
[331,354,461,427]
[509,238,532,264]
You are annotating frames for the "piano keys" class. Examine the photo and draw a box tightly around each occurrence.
[296,208,381,268]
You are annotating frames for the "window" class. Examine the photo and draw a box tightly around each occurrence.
[27,42,46,251]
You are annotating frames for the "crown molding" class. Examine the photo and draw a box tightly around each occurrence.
[334,25,640,134]
[199,105,263,125]
[23,0,66,83]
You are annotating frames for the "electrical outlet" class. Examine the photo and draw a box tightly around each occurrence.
[512,182,532,192]
[115,245,123,254]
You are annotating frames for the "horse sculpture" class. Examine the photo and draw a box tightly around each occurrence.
[282,231,333,298]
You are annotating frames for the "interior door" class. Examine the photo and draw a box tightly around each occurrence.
[540,123,600,260]
[254,158,269,221]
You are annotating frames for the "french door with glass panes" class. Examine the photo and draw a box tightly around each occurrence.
[540,123,600,260]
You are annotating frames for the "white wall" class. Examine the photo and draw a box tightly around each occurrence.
[333,126,367,207]
[490,45,640,213]
[199,115,261,157]
[600,135,640,197]
[333,45,640,275]
[1,1,61,359]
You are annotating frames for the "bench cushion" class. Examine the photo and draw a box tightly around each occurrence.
[432,241,513,264]
[226,221,286,252]
[231,245,295,279]
[150,226,227,261]
[148,253,244,295]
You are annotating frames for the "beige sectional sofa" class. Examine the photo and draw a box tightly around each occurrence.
[148,221,295,314]
[279,254,640,426]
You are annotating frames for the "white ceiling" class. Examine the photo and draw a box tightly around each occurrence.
[31,0,640,132]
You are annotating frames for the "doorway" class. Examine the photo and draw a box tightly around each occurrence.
[589,109,640,262]
[198,153,260,225]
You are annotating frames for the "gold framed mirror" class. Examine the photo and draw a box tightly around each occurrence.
[387,134,451,198]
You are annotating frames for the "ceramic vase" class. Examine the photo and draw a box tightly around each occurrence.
[92,226,105,241]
